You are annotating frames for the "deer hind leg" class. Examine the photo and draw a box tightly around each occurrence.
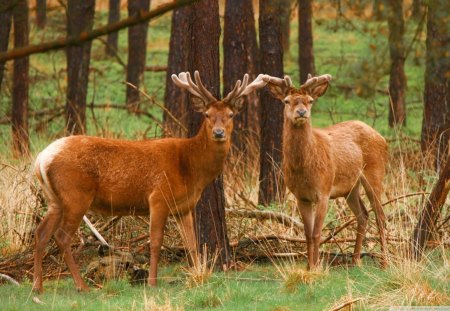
[53,195,93,292]
[346,184,368,266]
[361,174,387,267]
[148,195,169,287]
[33,204,63,293]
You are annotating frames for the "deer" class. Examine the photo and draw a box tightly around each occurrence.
[32,71,269,293]
[263,74,388,269]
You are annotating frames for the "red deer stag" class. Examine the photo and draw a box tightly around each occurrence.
[263,74,388,268]
[33,71,268,293]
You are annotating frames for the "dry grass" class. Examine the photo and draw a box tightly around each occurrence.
[183,245,218,288]
[143,293,183,311]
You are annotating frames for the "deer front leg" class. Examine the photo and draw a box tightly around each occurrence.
[148,196,169,287]
[298,200,315,269]
[176,211,198,265]
[312,197,329,268]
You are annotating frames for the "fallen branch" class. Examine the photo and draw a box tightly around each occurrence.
[225,208,304,233]
[327,298,363,311]
[0,0,199,62]
[0,273,20,286]
[145,65,167,72]
[82,216,110,247]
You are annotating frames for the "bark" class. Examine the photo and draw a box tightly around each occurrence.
[412,0,423,20]
[298,0,315,83]
[66,0,95,135]
[163,6,191,138]
[420,0,450,170]
[372,0,386,21]
[223,0,259,152]
[36,0,46,29]
[279,0,291,53]
[387,0,406,127]
[187,0,231,268]
[0,1,12,89]
[126,0,150,111]
[411,157,450,259]
[258,0,284,205]
[11,0,29,157]
[105,0,120,56]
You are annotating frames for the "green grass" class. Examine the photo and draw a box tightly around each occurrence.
[0,264,395,311]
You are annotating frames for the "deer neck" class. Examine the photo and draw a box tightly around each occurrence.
[185,121,231,181]
[283,118,316,168]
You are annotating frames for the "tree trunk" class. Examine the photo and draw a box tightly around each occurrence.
[163,6,191,138]
[36,0,46,29]
[258,0,284,206]
[372,0,386,21]
[11,0,29,157]
[298,0,315,83]
[387,0,406,127]
[187,0,231,268]
[421,0,450,170]
[0,1,12,89]
[280,0,291,53]
[66,0,95,135]
[411,0,422,20]
[105,0,120,56]
[126,0,150,111]
[223,0,259,153]
[411,157,450,259]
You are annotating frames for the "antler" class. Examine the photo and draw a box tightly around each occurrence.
[171,71,218,104]
[300,73,332,91]
[262,75,293,89]
[223,74,269,104]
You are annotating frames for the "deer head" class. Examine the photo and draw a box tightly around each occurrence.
[263,74,332,127]
[172,71,268,141]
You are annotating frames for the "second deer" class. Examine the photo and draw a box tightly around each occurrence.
[263,74,388,268]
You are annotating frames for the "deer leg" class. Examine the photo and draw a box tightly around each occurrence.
[361,175,387,267]
[33,205,62,293]
[148,197,169,287]
[298,200,315,269]
[176,211,198,266]
[312,198,329,268]
[53,207,90,292]
[346,186,368,266]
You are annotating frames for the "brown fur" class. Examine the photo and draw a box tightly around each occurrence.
[266,76,388,268]
[33,101,237,293]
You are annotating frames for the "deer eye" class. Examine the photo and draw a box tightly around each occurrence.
[229,112,234,118]
[283,99,289,104]
[204,112,210,118]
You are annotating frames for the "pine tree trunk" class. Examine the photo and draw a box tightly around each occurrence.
[411,0,422,20]
[65,0,95,135]
[11,0,29,157]
[421,0,450,170]
[187,0,231,268]
[223,0,259,152]
[387,0,406,127]
[163,6,191,138]
[126,0,150,111]
[36,0,46,29]
[411,157,450,259]
[298,0,315,83]
[105,0,120,56]
[279,0,291,53]
[0,1,12,89]
[258,0,284,206]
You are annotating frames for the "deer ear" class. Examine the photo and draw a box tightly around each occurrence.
[266,83,288,101]
[310,82,329,99]
[228,97,245,113]
[190,95,208,112]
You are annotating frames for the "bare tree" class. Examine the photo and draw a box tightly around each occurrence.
[421,0,450,170]
[105,0,120,56]
[298,0,315,83]
[126,0,150,111]
[11,0,29,157]
[66,0,95,135]
[387,0,406,127]
[258,0,284,205]
[187,0,231,267]
[0,0,12,89]
[223,0,259,152]
[36,0,46,29]
[163,6,191,138]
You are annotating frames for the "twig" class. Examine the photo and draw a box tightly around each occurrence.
[328,298,363,311]
[145,65,167,72]
[82,216,110,247]
[0,273,20,286]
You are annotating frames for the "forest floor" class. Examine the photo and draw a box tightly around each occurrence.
[1,2,449,311]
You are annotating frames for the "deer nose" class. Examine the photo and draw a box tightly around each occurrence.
[296,109,307,117]
[213,128,225,139]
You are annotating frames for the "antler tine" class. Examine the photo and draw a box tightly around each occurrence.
[193,71,217,103]
[171,72,203,98]
[262,74,292,88]
[301,74,332,90]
